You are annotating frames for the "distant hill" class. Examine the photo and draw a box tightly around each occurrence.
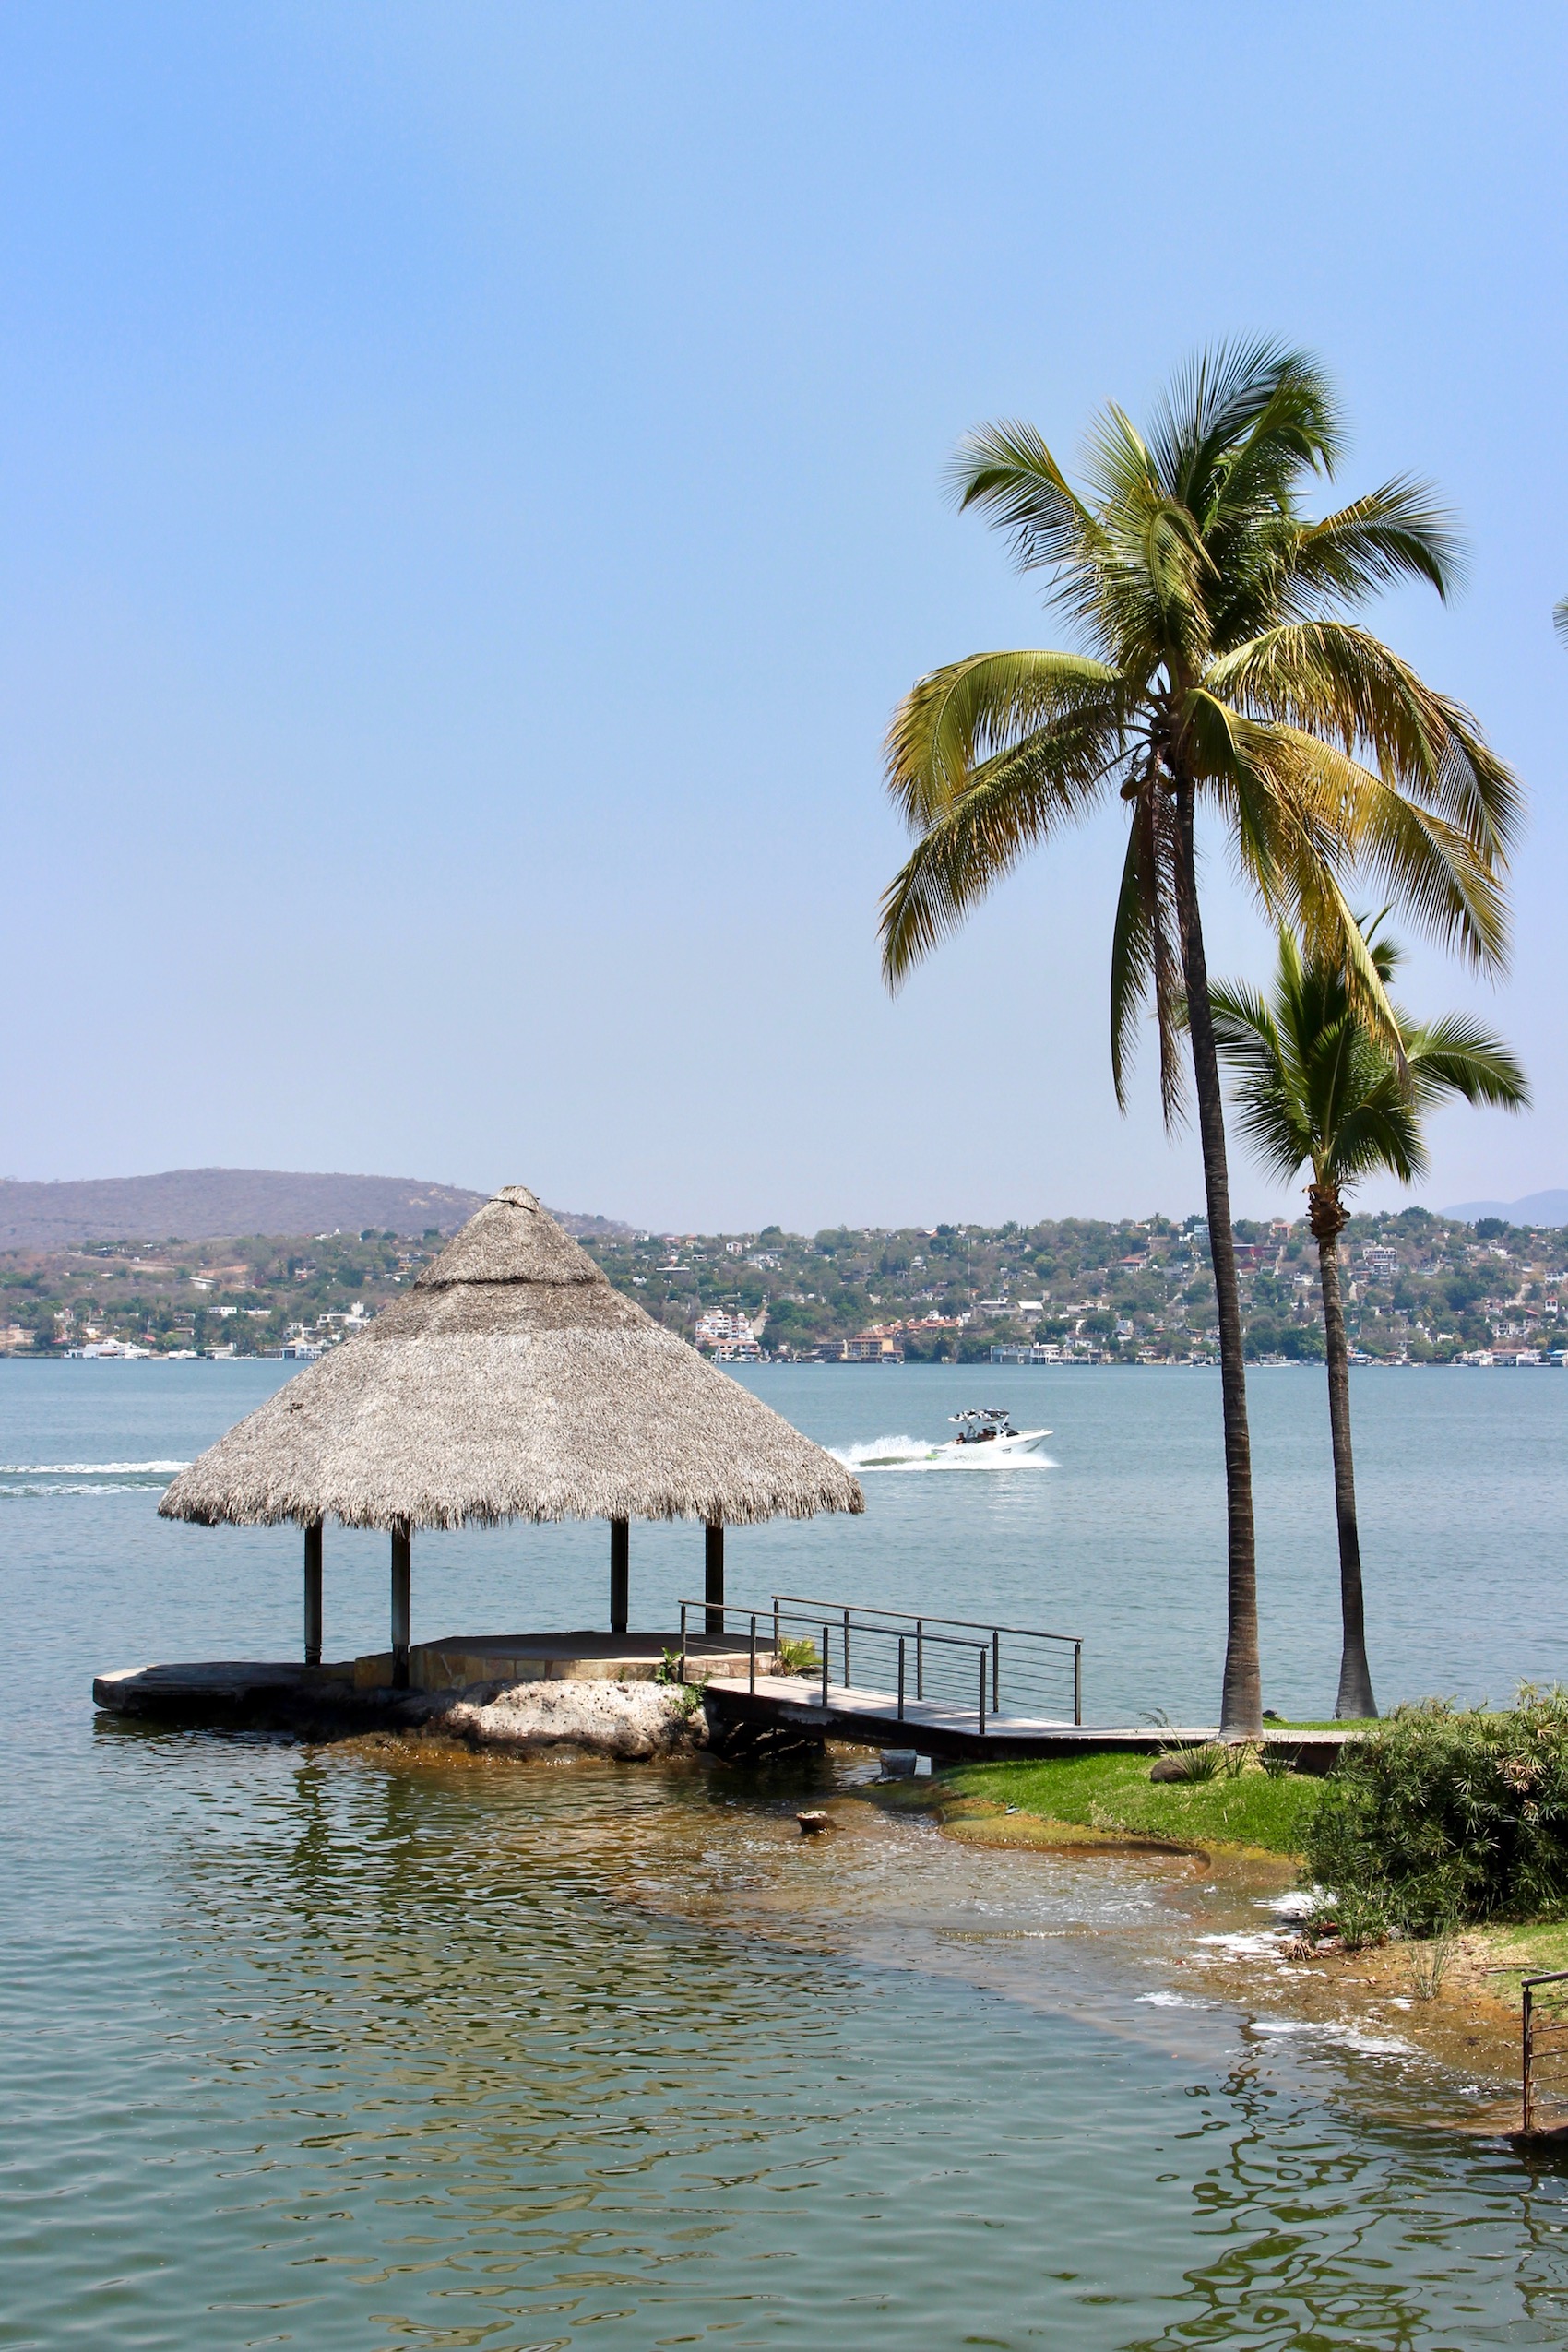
[0,1169,633,1250]
[1443,1189,1568,1227]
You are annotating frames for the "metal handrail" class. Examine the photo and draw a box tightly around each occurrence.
[771,1591,1082,1645]
[676,1598,995,1730]
[771,1592,1084,1726]
[1522,1970,1568,2132]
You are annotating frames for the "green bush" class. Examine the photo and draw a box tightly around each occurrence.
[1302,1690,1568,1931]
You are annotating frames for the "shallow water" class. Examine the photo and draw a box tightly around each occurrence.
[7,1360,1568,2347]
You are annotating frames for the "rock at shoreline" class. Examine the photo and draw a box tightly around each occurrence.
[446,1679,707,1760]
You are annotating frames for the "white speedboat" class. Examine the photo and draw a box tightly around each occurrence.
[857,1408,1051,1468]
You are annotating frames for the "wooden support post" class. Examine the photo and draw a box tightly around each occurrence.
[705,1522,725,1637]
[391,1523,410,1690]
[610,1518,629,1634]
[303,1520,323,1667]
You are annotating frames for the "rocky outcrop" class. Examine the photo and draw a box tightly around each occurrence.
[91,1660,821,1761]
[445,1679,707,1759]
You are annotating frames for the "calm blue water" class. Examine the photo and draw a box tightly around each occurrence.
[6,1360,1568,2348]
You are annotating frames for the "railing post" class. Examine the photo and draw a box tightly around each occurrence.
[992,1628,1000,1714]
[916,1618,923,1700]
[749,1612,757,1695]
[303,1519,323,1667]
[610,1518,629,1634]
[1525,1981,1536,2135]
[1074,1642,1083,1726]
[843,1608,851,1690]
[680,1601,687,1684]
[705,1523,725,1637]
[822,1624,830,1710]
[390,1522,410,1691]
[897,1635,906,1721]
[773,1598,780,1665]
[978,1646,987,1736]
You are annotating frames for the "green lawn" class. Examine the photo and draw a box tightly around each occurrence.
[1473,1920,1568,1997]
[935,1751,1325,1857]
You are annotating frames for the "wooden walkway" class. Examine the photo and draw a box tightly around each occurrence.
[700,1670,1353,1768]
[92,1647,1358,1773]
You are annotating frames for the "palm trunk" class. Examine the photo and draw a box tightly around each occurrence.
[1174,779,1261,1736]
[1311,1194,1378,1719]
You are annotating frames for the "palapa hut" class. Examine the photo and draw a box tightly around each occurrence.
[160,1186,863,1684]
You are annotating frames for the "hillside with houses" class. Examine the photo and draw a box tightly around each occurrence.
[7,1206,1559,1367]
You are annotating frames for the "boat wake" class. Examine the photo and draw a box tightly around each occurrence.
[0,1458,188,1499]
[0,1460,189,1475]
[831,1433,1056,1473]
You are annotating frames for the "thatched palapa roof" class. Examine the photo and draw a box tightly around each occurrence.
[159,1187,864,1531]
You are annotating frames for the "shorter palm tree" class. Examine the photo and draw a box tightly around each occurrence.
[1210,925,1527,1718]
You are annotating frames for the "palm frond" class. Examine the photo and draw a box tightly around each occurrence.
[884,651,1123,830]
[1110,774,1184,1123]
[1403,1016,1530,1111]
[1210,921,1526,1209]
[1207,971,1315,1182]
[1289,477,1463,605]
[948,422,1102,576]
[1350,770,1510,970]
[1207,624,1521,866]
[1325,1085,1426,1187]
[1147,340,1339,517]
[879,714,1125,986]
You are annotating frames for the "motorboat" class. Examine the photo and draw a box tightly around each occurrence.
[854,1408,1051,1468]
[943,1406,1050,1456]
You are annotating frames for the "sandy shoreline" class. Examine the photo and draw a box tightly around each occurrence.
[867,1775,1568,2133]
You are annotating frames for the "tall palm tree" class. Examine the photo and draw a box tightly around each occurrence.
[879,341,1519,1733]
[1210,924,1527,1717]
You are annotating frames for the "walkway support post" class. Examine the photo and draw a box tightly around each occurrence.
[391,1523,410,1690]
[303,1520,323,1667]
[705,1523,724,1637]
[610,1519,629,1634]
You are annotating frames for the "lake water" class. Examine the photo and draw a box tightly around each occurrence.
[7,1359,1568,2347]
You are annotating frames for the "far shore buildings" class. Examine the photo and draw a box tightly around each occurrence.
[694,1308,762,1362]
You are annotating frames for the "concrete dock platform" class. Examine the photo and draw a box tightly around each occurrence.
[92,1633,778,1731]
[93,1644,1358,1770]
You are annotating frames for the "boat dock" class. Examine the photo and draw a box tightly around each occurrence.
[93,1598,1357,1772]
[697,1668,1349,1767]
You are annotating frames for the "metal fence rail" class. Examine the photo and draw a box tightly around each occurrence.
[1522,1970,1568,2132]
[677,1594,1082,1731]
[771,1592,1083,1726]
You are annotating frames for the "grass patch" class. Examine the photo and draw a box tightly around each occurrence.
[937,1751,1324,1857]
[1474,1920,1568,2006]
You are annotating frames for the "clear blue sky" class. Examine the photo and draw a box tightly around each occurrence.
[3,3,1563,1229]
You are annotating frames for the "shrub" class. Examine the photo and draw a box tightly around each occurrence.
[1307,1886,1391,1951]
[1302,1690,1568,1931]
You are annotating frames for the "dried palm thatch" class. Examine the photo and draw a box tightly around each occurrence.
[159,1187,864,1531]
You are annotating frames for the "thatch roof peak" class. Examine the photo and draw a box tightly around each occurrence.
[417,1184,598,1289]
[160,1183,864,1533]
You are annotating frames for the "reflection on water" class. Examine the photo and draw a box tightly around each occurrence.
[9,1363,1568,2346]
[7,1733,1568,2349]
